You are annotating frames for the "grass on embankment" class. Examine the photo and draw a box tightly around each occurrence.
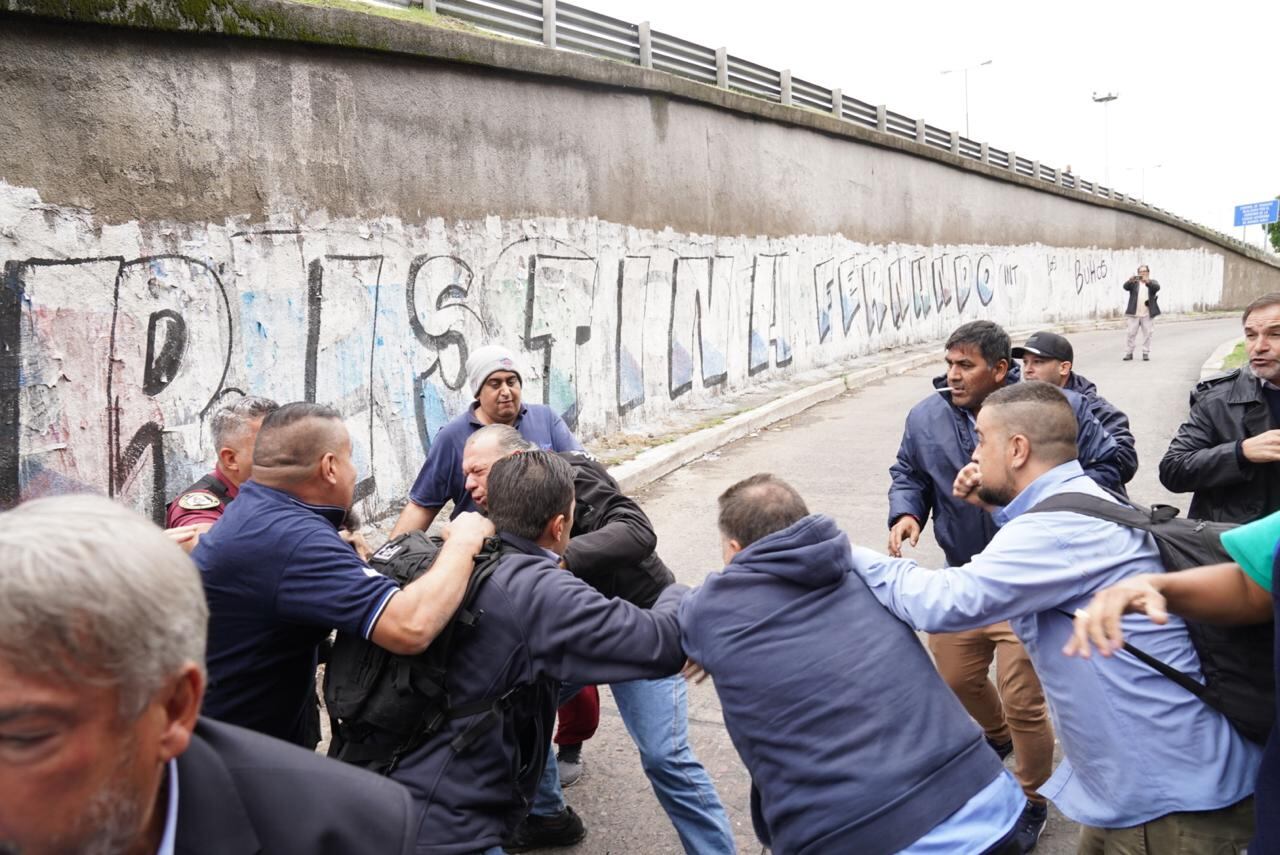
[1221,341,1247,371]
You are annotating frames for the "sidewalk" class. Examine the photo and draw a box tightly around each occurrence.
[596,312,1235,494]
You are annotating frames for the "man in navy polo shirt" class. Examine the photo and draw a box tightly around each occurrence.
[391,344,581,537]
[194,402,493,748]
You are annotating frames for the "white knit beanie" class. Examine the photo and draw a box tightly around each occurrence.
[466,345,525,397]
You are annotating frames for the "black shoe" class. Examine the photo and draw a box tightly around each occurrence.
[1122,353,1134,361]
[986,737,1014,760]
[1014,800,1048,853]
[504,806,586,852]
[1143,354,1150,361]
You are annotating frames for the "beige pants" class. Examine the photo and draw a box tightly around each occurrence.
[928,622,1055,803]
[1125,315,1154,356]
[1077,796,1254,854]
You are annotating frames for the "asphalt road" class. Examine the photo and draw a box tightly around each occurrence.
[537,316,1242,855]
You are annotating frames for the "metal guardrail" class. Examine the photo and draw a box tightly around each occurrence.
[401,0,1230,238]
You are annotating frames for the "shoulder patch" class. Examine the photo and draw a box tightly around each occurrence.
[177,491,222,511]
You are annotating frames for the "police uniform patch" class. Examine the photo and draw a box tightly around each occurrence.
[177,491,222,511]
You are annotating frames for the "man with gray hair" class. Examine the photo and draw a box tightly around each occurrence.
[165,394,278,530]
[0,494,422,854]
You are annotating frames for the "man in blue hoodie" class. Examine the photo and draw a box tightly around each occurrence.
[680,474,1024,855]
[388,450,690,854]
[887,320,1124,851]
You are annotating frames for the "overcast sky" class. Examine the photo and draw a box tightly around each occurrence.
[581,0,1279,249]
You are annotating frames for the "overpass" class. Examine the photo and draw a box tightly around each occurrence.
[2,0,1277,522]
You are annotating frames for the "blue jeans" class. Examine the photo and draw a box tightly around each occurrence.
[532,675,735,854]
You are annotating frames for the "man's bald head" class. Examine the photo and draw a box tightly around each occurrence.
[982,382,1078,466]
[251,403,350,485]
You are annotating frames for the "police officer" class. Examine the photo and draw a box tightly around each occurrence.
[192,402,493,749]
[1160,292,1280,523]
[165,395,278,529]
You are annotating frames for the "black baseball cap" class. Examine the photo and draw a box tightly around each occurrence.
[1011,331,1074,362]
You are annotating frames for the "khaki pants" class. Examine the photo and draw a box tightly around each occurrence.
[1077,796,1254,854]
[929,623,1054,803]
[1125,315,1154,356]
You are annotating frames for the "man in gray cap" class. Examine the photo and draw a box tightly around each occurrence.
[1014,331,1138,484]
[392,344,582,536]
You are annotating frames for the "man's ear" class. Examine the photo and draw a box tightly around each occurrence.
[320,452,338,485]
[993,358,1010,384]
[1009,434,1033,469]
[1060,360,1073,381]
[217,445,238,474]
[156,663,204,764]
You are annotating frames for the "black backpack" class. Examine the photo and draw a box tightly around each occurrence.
[1028,492,1275,745]
[323,531,507,774]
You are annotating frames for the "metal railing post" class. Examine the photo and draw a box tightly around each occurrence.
[542,0,556,48]
[950,131,960,155]
[980,142,989,164]
[780,69,792,106]
[830,87,842,118]
[715,48,728,88]
[915,118,926,144]
[638,21,651,69]
[876,105,887,133]
[1007,150,1016,171]
[1033,159,1041,180]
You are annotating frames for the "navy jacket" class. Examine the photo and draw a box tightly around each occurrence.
[889,367,1123,566]
[1065,371,1138,484]
[680,515,1007,855]
[390,533,687,854]
[177,718,420,854]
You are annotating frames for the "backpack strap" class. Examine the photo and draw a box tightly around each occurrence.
[1025,491,1157,530]
[1052,608,1210,701]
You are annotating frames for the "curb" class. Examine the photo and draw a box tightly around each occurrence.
[608,313,1234,494]
[1200,336,1244,381]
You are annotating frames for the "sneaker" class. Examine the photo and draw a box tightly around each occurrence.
[504,806,586,852]
[1143,354,1150,361]
[557,744,584,787]
[1014,800,1048,853]
[1122,353,1134,361]
[986,737,1014,760]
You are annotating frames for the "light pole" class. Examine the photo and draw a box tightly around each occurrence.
[1092,91,1119,187]
[1122,163,1163,202]
[941,59,993,138]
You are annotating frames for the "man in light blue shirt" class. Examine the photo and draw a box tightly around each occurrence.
[853,381,1260,849]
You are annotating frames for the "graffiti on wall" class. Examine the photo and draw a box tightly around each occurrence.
[0,183,1225,522]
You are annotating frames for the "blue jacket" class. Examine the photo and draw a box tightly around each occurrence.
[680,515,1007,855]
[390,533,687,854]
[889,366,1123,566]
[1064,371,1138,484]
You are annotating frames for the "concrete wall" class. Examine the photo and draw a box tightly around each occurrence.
[0,4,1275,522]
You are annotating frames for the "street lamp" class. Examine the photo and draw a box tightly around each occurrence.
[1092,91,1119,187]
[941,59,993,139]
[1122,163,1163,202]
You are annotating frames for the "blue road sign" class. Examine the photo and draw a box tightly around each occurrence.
[1234,200,1280,227]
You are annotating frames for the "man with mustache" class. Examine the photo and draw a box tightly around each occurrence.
[887,320,1123,852]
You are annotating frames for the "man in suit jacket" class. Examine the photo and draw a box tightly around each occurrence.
[0,494,421,855]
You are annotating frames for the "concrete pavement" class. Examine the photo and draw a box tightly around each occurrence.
[538,315,1242,854]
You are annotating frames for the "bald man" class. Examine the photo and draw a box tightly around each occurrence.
[192,402,494,748]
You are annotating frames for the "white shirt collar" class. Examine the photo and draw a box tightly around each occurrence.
[155,758,179,855]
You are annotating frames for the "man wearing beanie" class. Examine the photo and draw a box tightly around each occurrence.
[391,344,582,537]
